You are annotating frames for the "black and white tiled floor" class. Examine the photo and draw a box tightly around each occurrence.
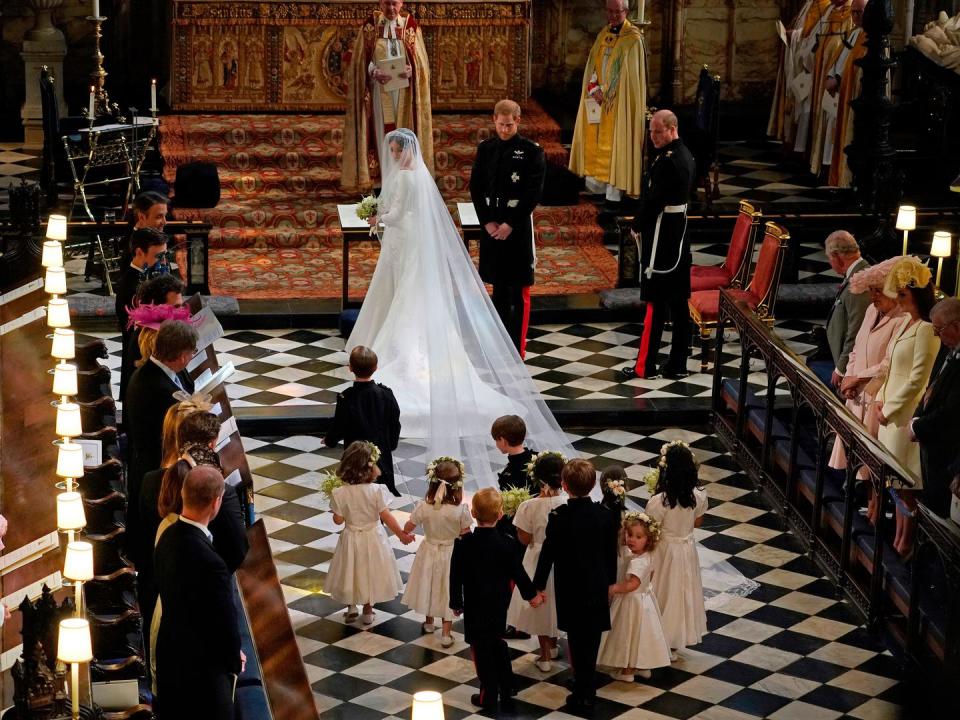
[247,426,907,720]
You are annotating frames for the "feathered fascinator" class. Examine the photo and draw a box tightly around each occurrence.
[849,256,913,295]
[882,256,933,299]
[126,302,193,331]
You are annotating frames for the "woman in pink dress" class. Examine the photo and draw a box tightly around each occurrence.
[829,257,909,523]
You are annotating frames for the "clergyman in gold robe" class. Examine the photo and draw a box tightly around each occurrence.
[826,0,868,187]
[569,0,647,201]
[341,0,434,191]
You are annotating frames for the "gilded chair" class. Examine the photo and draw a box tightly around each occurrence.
[688,221,790,371]
[690,199,762,293]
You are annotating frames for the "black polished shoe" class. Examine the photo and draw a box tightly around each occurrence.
[565,692,596,712]
[617,365,640,381]
[660,366,690,380]
[503,626,530,640]
[470,693,497,710]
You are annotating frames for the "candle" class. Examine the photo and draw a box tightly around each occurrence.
[88,86,95,120]
[93,0,99,18]
[151,79,158,112]
[638,1,645,24]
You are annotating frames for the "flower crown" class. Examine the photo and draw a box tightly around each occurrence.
[605,478,626,497]
[364,441,381,468]
[125,302,193,331]
[623,510,662,542]
[657,439,694,469]
[426,456,465,487]
[524,450,567,482]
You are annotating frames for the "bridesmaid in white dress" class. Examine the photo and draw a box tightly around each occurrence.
[644,441,709,655]
[598,512,672,681]
[326,442,414,624]
[401,458,473,647]
[505,452,567,671]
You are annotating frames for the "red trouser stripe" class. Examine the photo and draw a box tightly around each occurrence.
[634,302,656,377]
[520,286,532,359]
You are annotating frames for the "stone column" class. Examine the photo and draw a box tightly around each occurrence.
[20,0,67,148]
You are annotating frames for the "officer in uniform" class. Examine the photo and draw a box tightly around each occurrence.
[470,99,546,357]
[619,109,696,380]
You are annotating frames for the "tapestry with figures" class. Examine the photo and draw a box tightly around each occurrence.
[170,0,531,112]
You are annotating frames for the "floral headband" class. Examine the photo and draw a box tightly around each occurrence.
[524,450,567,482]
[623,510,662,542]
[427,455,465,507]
[363,441,381,467]
[125,302,194,331]
[605,477,627,503]
[658,439,694,469]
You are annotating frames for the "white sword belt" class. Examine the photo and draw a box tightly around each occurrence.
[642,203,688,279]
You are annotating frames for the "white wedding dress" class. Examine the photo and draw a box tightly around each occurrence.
[347,129,576,487]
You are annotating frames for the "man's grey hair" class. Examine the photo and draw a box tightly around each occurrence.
[154,320,199,362]
[824,230,859,257]
[931,297,960,324]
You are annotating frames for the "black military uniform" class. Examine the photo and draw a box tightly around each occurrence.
[534,496,619,709]
[449,526,537,710]
[469,132,546,356]
[624,137,696,379]
[324,380,402,495]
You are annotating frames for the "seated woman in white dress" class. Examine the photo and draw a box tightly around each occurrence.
[348,128,574,484]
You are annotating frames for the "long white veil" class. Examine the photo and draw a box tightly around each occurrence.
[348,128,577,488]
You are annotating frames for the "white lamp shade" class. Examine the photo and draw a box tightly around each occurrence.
[56,402,82,437]
[41,240,64,269]
[53,362,78,397]
[57,492,86,531]
[895,206,917,231]
[56,441,85,478]
[64,541,94,581]
[46,214,68,241]
[57,618,93,663]
[45,266,68,295]
[52,328,76,360]
[412,691,445,720]
[47,298,71,328]
[931,231,952,258]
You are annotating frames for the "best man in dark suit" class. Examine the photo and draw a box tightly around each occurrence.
[323,346,402,495]
[621,109,697,380]
[469,99,546,357]
[534,458,618,711]
[911,298,960,517]
[154,465,241,720]
[115,226,169,339]
[124,320,198,558]
[450,488,542,712]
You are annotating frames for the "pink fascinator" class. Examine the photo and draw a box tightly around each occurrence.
[849,256,918,295]
[126,302,194,331]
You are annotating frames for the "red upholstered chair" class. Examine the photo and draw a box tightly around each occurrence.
[688,221,790,371]
[690,200,762,293]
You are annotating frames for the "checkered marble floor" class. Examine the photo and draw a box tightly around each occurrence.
[80,316,821,410]
[245,426,907,720]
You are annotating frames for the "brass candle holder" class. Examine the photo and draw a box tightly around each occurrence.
[86,14,123,122]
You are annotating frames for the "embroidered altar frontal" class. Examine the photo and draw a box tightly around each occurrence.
[170,0,531,112]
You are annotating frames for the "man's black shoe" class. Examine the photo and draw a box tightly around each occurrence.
[617,365,640,381]
[660,366,690,380]
[565,692,596,712]
[470,693,497,710]
[503,626,530,640]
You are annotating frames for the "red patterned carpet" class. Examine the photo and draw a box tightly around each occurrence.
[160,104,617,299]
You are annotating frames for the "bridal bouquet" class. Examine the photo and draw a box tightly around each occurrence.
[356,195,378,221]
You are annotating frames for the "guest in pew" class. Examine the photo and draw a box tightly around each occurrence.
[154,465,242,720]
[874,257,939,556]
[829,257,909,523]
[910,297,960,519]
[115,227,169,343]
[125,319,199,562]
[119,273,185,403]
[324,346,402,496]
[811,231,870,389]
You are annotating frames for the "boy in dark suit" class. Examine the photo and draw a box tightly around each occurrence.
[534,459,619,711]
[324,346,402,496]
[450,488,544,711]
[492,414,535,493]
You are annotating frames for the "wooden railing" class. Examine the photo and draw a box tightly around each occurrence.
[712,289,960,678]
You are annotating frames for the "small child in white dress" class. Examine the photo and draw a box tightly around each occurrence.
[598,511,672,680]
[644,441,708,655]
[401,456,473,647]
[505,451,567,671]
[326,441,414,624]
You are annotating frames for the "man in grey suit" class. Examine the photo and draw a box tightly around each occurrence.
[824,230,870,389]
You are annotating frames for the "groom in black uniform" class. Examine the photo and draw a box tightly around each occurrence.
[619,109,696,380]
[470,99,546,358]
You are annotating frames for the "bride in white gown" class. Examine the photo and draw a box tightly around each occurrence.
[347,128,576,486]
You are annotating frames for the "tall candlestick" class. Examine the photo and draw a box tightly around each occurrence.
[93,0,99,17]
[88,86,95,120]
[151,79,158,112]
[638,1,645,24]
